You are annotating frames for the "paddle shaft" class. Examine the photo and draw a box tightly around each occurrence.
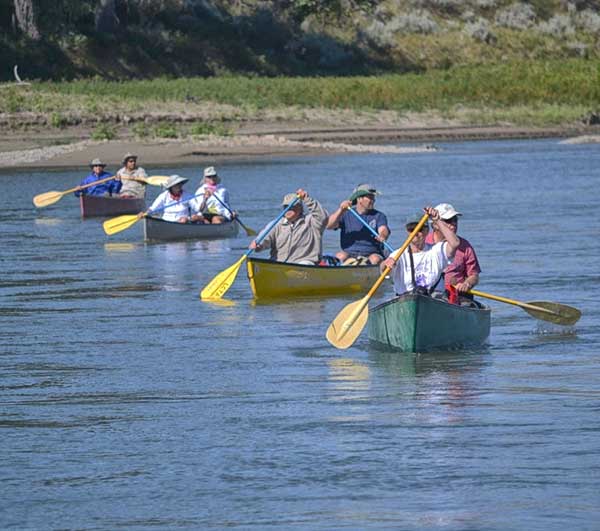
[207,188,256,235]
[338,213,429,339]
[67,175,118,195]
[468,289,559,316]
[346,206,395,254]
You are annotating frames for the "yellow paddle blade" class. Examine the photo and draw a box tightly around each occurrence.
[145,175,170,186]
[326,296,370,349]
[33,191,64,208]
[103,214,140,235]
[200,255,247,300]
[525,301,581,326]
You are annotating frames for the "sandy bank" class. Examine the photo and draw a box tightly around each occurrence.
[1,121,597,171]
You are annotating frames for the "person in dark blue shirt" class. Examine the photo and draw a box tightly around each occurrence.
[74,158,121,197]
[327,183,390,265]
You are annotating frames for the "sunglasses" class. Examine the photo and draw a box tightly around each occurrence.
[406,224,429,232]
[443,216,458,224]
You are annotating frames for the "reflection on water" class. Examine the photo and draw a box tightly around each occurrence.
[34,217,64,226]
[104,242,137,253]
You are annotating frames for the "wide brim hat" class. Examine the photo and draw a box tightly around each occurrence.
[203,166,218,178]
[350,183,381,203]
[89,158,106,167]
[434,203,462,220]
[122,152,138,164]
[164,174,189,189]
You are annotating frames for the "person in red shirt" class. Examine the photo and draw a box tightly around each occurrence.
[431,203,481,299]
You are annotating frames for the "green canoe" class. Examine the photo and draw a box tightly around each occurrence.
[368,292,491,352]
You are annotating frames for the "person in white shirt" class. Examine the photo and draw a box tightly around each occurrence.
[192,166,233,224]
[147,175,197,223]
[383,206,460,295]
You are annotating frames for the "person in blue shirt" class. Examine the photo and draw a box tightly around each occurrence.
[74,158,121,197]
[327,183,390,265]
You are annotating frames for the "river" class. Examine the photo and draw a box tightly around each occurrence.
[1,139,599,529]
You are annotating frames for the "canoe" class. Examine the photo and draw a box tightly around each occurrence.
[80,194,145,218]
[246,257,381,299]
[143,216,239,241]
[368,292,491,352]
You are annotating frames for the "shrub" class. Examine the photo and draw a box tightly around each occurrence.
[131,123,149,138]
[464,18,497,44]
[189,122,231,136]
[576,9,600,33]
[50,112,68,128]
[537,14,575,36]
[91,123,117,140]
[495,3,536,29]
[153,123,178,138]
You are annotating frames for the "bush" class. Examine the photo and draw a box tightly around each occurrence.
[576,9,600,33]
[189,122,231,136]
[50,112,68,128]
[153,123,178,138]
[464,18,497,44]
[91,123,117,140]
[537,14,575,36]
[495,3,536,29]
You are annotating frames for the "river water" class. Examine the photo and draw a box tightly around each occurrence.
[1,139,599,530]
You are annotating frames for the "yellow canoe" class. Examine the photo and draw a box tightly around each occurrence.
[246,257,381,299]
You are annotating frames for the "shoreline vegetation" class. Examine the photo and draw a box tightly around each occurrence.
[1,59,600,169]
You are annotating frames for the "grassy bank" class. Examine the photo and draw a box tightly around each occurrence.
[1,59,598,136]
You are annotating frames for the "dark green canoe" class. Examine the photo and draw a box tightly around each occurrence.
[368,292,491,352]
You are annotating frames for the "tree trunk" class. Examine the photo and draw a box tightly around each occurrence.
[95,0,119,33]
[13,0,40,40]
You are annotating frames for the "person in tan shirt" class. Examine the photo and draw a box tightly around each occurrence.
[249,188,328,265]
[117,153,148,199]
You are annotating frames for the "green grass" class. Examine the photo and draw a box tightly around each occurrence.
[1,59,598,128]
[26,59,600,111]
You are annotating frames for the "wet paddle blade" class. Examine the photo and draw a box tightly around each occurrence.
[103,215,140,235]
[33,191,64,208]
[525,301,581,326]
[145,175,170,186]
[326,297,369,349]
[200,255,247,300]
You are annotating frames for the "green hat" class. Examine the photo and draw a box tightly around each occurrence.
[349,183,380,203]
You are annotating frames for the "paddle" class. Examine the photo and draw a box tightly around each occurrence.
[103,189,211,236]
[326,213,429,349]
[346,206,395,255]
[205,189,257,236]
[468,289,581,326]
[348,207,582,327]
[33,175,118,208]
[200,197,300,300]
[33,175,170,208]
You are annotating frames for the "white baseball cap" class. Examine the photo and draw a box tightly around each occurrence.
[434,203,462,220]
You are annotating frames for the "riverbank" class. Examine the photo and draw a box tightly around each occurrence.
[1,119,598,171]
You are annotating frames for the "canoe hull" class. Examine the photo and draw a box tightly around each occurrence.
[80,195,145,218]
[143,216,239,241]
[247,257,380,299]
[368,292,491,352]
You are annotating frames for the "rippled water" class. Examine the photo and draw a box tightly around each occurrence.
[2,139,599,529]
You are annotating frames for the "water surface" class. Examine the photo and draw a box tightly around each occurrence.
[1,139,599,529]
